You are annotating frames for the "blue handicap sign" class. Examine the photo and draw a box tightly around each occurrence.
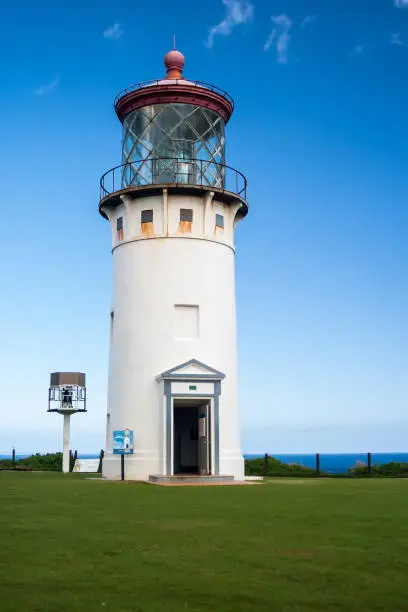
[113,429,134,454]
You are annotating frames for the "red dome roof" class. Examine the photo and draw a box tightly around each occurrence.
[164,49,185,79]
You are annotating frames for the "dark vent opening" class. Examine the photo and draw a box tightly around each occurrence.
[180,208,193,222]
[141,209,154,223]
[215,214,224,229]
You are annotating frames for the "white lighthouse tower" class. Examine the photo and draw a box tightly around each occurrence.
[100,49,248,481]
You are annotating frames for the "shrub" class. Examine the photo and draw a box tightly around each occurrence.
[245,455,321,477]
[0,453,63,471]
[348,462,408,478]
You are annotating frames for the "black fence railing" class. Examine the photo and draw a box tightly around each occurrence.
[245,453,408,478]
[100,158,247,201]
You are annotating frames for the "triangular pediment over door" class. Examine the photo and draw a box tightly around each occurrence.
[157,359,225,381]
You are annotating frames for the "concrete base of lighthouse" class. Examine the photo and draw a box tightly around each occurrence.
[102,451,161,481]
[102,359,244,481]
[102,364,245,482]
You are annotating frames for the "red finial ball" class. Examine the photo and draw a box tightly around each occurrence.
[164,49,185,79]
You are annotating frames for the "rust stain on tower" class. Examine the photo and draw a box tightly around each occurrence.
[178,220,192,233]
[141,221,155,236]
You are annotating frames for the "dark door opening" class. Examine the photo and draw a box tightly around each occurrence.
[173,399,211,475]
[173,404,199,474]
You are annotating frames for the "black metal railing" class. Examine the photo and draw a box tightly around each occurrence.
[100,158,247,201]
[114,79,234,111]
[245,453,408,478]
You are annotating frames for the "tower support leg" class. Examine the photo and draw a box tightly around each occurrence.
[62,414,71,473]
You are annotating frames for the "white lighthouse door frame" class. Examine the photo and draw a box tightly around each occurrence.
[157,359,225,477]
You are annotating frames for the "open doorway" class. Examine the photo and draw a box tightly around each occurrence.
[173,399,211,475]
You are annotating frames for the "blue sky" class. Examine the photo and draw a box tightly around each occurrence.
[1,0,408,455]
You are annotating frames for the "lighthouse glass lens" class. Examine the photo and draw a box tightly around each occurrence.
[121,103,226,189]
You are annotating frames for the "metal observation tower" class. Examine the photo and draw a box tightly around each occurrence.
[99,49,248,482]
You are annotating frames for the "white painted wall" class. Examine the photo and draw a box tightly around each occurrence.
[102,189,245,480]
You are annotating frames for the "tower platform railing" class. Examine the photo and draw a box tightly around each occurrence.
[114,79,234,111]
[100,158,247,201]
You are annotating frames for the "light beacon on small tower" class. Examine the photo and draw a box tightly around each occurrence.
[48,372,86,473]
[99,49,248,481]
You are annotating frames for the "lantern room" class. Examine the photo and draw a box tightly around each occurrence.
[112,49,234,192]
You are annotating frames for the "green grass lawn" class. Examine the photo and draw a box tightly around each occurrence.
[1,474,408,611]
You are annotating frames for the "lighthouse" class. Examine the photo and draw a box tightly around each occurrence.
[99,49,248,481]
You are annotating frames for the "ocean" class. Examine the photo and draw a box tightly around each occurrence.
[2,452,408,474]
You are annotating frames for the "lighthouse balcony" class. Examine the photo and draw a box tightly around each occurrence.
[99,157,247,213]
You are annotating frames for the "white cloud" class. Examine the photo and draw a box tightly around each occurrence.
[35,77,58,96]
[395,0,408,7]
[206,0,254,48]
[103,23,123,41]
[390,32,404,45]
[300,15,316,28]
[264,14,292,64]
